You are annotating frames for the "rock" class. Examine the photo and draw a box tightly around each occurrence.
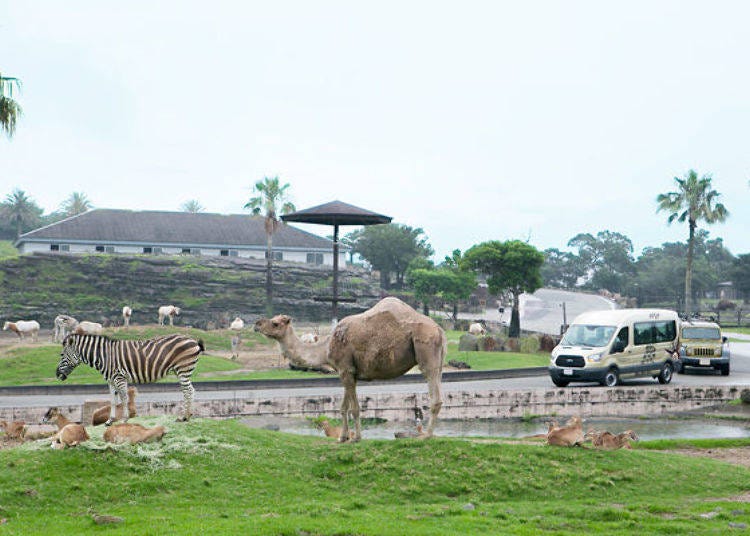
[458,334,479,352]
[448,359,471,369]
[462,503,476,511]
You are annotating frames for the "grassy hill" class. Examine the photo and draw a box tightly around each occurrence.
[0,418,748,534]
[0,252,380,327]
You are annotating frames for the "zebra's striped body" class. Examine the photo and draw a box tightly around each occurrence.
[57,334,204,423]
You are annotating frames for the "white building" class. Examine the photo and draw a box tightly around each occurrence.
[15,209,347,266]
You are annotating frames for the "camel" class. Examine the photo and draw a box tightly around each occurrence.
[254,297,446,442]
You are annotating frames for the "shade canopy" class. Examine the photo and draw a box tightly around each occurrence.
[281,200,391,322]
[281,200,392,226]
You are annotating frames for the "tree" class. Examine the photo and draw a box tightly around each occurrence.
[409,268,476,323]
[657,170,729,316]
[340,229,362,264]
[244,176,295,315]
[462,240,544,337]
[180,199,205,213]
[733,254,750,298]
[0,189,43,239]
[567,230,635,293]
[0,73,22,138]
[352,224,433,289]
[60,192,92,217]
[541,248,584,288]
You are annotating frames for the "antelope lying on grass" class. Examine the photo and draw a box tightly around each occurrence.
[546,416,585,447]
[103,423,166,444]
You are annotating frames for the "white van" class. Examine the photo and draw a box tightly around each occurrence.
[548,308,680,387]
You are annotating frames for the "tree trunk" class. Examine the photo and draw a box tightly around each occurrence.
[422,302,429,316]
[265,232,274,317]
[452,302,458,330]
[509,291,521,338]
[685,220,695,317]
[380,270,390,289]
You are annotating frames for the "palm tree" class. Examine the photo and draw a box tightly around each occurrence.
[1,189,39,239]
[657,170,729,316]
[0,73,22,138]
[61,192,93,217]
[244,176,295,315]
[180,199,205,213]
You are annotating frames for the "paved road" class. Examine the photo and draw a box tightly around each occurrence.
[456,287,614,335]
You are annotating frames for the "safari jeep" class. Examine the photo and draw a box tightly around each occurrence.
[549,309,680,387]
[677,320,730,376]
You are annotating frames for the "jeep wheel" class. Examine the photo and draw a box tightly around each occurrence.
[551,377,569,387]
[602,369,619,387]
[721,363,730,376]
[658,362,674,384]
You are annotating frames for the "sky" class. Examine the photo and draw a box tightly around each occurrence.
[1,1,749,262]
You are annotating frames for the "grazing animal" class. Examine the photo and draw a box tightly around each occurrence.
[3,320,40,342]
[158,305,181,326]
[546,416,585,447]
[588,429,639,450]
[317,419,355,440]
[43,407,74,429]
[0,419,26,439]
[56,333,204,424]
[103,423,166,444]
[300,332,319,344]
[122,306,132,328]
[92,386,138,426]
[229,317,243,359]
[53,315,79,342]
[42,407,89,449]
[468,322,486,336]
[50,424,90,449]
[255,297,446,442]
[74,321,103,335]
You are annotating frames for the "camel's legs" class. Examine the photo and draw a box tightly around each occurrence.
[415,338,444,437]
[339,374,361,442]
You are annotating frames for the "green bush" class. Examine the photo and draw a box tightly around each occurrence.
[519,336,539,354]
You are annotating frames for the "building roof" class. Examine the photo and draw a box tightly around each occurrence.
[16,209,337,250]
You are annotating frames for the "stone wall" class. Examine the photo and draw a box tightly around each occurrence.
[3,384,743,424]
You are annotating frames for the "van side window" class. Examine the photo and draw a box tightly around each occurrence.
[611,327,629,353]
[634,320,677,345]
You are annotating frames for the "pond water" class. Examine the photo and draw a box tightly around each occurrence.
[241,416,750,441]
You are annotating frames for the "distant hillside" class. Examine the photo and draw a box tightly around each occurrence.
[0,253,381,328]
[0,241,18,260]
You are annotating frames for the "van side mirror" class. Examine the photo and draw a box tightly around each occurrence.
[722,336,728,344]
[611,341,625,354]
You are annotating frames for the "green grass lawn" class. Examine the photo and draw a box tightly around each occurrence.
[0,418,748,535]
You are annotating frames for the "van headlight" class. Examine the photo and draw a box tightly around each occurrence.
[587,353,604,363]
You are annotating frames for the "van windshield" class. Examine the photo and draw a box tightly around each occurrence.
[682,327,721,340]
[561,325,616,347]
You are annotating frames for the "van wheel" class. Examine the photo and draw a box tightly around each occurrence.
[551,378,569,387]
[658,363,674,384]
[602,369,619,387]
[721,363,730,376]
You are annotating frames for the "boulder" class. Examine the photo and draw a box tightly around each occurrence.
[458,334,479,352]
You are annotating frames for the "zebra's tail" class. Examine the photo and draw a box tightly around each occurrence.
[197,339,205,353]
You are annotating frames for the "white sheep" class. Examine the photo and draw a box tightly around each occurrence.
[3,320,40,342]
[73,321,103,335]
[468,322,486,336]
[122,306,132,328]
[158,305,181,326]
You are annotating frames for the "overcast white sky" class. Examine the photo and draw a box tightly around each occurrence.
[1,1,748,261]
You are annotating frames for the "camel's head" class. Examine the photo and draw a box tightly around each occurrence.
[254,315,292,340]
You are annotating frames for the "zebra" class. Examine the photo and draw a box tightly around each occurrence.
[56,333,205,424]
[53,315,79,343]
